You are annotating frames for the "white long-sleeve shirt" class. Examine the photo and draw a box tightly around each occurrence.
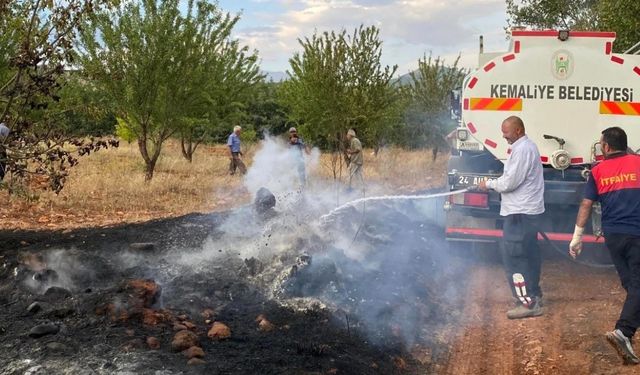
[486,135,545,216]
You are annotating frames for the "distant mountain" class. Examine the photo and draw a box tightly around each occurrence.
[393,68,461,86]
[260,70,428,85]
[263,71,288,82]
[393,71,416,86]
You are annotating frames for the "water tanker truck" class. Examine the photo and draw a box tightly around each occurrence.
[445,30,640,260]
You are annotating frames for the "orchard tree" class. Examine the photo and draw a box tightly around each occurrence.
[79,0,179,180]
[53,72,117,137]
[247,82,289,137]
[175,2,262,162]
[279,25,399,178]
[0,0,118,193]
[403,54,466,160]
[344,28,403,153]
[79,0,258,177]
[280,29,349,154]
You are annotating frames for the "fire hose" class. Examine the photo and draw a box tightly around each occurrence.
[322,188,614,269]
[465,186,613,269]
[539,230,614,269]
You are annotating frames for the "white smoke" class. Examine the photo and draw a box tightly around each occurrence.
[244,134,320,198]
[164,135,463,349]
[23,249,92,292]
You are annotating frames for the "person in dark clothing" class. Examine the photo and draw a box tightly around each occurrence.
[0,122,9,181]
[345,128,363,192]
[288,127,309,186]
[570,126,640,365]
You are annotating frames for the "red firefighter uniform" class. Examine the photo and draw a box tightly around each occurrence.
[585,153,640,236]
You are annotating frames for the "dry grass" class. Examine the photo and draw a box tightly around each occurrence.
[315,148,448,194]
[0,139,448,230]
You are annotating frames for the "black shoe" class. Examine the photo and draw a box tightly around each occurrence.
[606,329,640,365]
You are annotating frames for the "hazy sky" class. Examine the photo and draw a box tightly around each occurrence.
[217,0,509,75]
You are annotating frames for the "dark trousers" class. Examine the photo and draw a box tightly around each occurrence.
[0,148,6,180]
[229,152,246,175]
[605,233,640,338]
[296,161,306,186]
[501,214,543,300]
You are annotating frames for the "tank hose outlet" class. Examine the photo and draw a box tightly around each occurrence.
[550,149,571,170]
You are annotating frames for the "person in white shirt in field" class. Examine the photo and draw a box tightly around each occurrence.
[478,115,545,319]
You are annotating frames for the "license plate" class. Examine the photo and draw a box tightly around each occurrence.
[458,141,482,151]
[456,175,496,187]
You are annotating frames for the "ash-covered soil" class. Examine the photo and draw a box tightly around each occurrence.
[0,195,470,375]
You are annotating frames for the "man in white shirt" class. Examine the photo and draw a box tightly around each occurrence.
[479,116,545,319]
[0,122,9,137]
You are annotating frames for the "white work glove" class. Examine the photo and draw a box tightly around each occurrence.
[569,225,584,259]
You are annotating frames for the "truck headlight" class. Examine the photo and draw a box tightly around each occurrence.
[558,30,569,41]
[456,129,469,141]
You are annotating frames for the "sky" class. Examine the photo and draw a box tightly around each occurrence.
[216,0,510,76]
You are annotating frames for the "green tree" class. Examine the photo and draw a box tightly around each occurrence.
[279,25,399,177]
[506,0,640,52]
[247,81,290,137]
[505,0,599,31]
[78,0,178,180]
[175,2,262,162]
[403,54,466,160]
[53,72,117,137]
[0,0,118,193]
[598,0,640,52]
[79,0,256,177]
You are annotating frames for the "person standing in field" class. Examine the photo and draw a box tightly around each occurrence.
[570,127,640,365]
[0,122,9,181]
[345,128,363,192]
[288,127,310,186]
[478,115,545,319]
[227,125,246,175]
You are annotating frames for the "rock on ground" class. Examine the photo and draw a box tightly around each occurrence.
[171,330,198,352]
[182,346,205,359]
[29,323,59,338]
[208,322,231,340]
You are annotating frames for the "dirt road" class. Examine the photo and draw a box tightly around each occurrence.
[443,258,638,375]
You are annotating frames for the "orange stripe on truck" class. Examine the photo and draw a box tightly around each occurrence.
[600,101,640,116]
[469,97,522,111]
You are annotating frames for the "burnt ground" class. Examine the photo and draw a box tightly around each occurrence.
[2,197,631,375]
[0,198,471,375]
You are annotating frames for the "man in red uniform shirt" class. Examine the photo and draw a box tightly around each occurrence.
[570,127,640,365]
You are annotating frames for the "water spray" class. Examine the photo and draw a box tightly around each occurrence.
[319,188,469,224]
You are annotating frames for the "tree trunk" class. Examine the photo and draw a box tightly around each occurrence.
[373,142,381,157]
[180,135,193,163]
[138,135,162,182]
[144,159,157,181]
[432,146,439,162]
[180,130,203,163]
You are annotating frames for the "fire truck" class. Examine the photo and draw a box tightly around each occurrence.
[445,30,640,259]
